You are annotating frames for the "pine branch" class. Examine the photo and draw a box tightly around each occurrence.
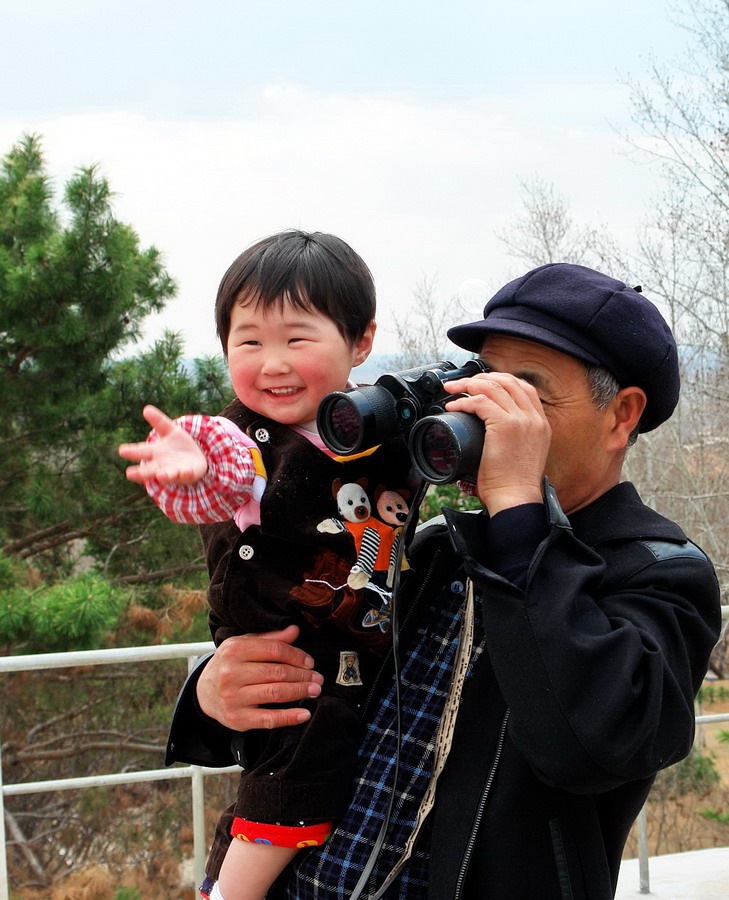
[8,731,165,764]
[113,562,206,585]
[2,519,73,553]
[15,741,164,760]
[1,493,147,557]
[26,698,105,743]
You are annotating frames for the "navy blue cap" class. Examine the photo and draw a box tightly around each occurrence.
[447,263,679,433]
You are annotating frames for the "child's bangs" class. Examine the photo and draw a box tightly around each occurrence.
[236,283,317,314]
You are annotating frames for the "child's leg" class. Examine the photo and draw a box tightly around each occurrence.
[217,839,298,900]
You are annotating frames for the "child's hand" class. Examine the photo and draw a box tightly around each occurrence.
[317,517,345,534]
[118,405,208,485]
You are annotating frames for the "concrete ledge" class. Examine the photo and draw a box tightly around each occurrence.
[616,847,729,898]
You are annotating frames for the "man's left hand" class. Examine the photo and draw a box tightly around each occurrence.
[443,372,550,514]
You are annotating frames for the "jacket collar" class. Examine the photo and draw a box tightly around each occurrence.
[567,481,687,546]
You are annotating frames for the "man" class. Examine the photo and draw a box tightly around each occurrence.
[169,263,721,899]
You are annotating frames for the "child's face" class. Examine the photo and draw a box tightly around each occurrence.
[227,298,375,431]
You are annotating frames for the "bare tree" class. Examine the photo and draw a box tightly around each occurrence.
[496,176,601,267]
[387,275,466,370]
[494,10,729,673]
[615,2,729,676]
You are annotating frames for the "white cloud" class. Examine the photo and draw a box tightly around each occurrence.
[0,81,660,359]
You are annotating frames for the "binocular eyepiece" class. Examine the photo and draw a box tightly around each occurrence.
[316,358,489,484]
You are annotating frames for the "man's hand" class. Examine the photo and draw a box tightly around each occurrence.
[118,404,208,485]
[196,625,324,731]
[443,372,551,515]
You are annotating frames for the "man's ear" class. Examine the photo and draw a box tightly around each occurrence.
[609,387,647,449]
[353,321,376,367]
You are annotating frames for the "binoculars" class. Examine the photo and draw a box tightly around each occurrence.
[316,359,489,484]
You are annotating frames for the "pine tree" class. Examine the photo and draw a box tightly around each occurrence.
[0,134,231,582]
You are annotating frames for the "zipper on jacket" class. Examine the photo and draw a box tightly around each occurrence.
[453,708,510,900]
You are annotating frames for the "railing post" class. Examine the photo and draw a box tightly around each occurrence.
[637,804,650,894]
[0,743,9,900]
[187,652,207,892]
[192,765,206,890]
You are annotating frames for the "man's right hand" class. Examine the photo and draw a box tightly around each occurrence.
[196,625,324,731]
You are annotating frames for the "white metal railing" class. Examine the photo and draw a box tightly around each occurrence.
[2,613,729,898]
[0,641,237,900]
[632,707,729,895]
[633,601,729,894]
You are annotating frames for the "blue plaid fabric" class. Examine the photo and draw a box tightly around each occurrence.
[275,575,484,899]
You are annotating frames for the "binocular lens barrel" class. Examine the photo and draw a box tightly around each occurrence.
[411,419,461,482]
[317,386,401,454]
[324,396,363,452]
[409,412,485,485]
[317,359,489,480]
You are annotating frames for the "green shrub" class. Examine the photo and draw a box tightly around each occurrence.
[701,808,729,825]
[28,574,126,650]
[652,748,721,801]
[0,587,32,644]
[0,552,17,590]
[115,888,142,900]
[696,684,729,705]
[419,483,482,523]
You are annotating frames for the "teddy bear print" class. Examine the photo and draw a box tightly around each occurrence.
[373,487,411,588]
[317,480,410,591]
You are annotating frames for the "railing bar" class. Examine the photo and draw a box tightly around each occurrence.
[694,713,729,724]
[0,641,214,673]
[0,644,221,893]
[2,764,238,797]
[2,632,728,894]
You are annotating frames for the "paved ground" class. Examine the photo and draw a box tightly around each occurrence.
[616,847,729,898]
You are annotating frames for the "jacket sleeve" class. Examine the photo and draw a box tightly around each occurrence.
[164,528,257,764]
[444,493,722,794]
[165,652,237,767]
[146,415,257,524]
[165,404,257,766]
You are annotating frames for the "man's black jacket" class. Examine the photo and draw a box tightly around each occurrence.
[168,482,721,899]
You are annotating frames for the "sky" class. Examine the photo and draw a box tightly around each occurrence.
[1,0,694,363]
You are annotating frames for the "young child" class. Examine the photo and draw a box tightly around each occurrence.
[118,231,414,900]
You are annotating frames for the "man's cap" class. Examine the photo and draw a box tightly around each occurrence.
[447,262,679,432]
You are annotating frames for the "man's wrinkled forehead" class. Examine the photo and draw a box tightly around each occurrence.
[479,331,576,367]
[478,333,586,395]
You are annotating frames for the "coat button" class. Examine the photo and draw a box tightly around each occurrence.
[450,580,464,594]
[239,545,254,560]
[255,428,270,443]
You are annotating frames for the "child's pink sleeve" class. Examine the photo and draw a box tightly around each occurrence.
[145,415,257,524]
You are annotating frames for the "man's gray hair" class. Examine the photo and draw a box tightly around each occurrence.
[584,364,640,446]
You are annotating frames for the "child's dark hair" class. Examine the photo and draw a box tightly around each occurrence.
[215,230,376,353]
